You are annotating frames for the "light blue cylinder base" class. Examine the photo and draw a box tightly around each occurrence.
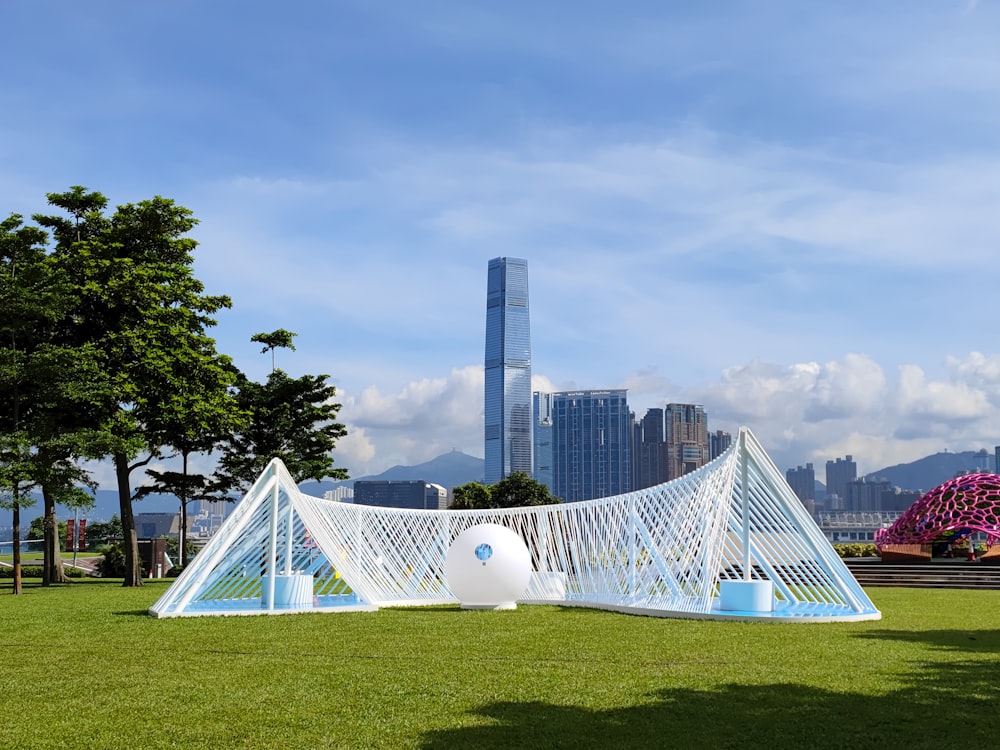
[263,573,314,608]
[719,580,774,612]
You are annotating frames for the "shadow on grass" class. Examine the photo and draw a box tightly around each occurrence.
[855,628,1000,653]
[421,652,998,749]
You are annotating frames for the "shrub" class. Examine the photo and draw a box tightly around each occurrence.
[97,542,128,578]
[0,565,85,579]
[833,543,878,558]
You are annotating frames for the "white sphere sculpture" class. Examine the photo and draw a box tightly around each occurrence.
[445,523,531,610]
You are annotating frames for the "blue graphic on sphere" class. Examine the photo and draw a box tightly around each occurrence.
[475,543,493,561]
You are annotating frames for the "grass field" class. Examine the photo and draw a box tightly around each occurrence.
[2,580,998,749]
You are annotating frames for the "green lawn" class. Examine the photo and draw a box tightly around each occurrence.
[1,580,998,749]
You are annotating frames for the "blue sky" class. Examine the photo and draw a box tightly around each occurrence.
[4,1,1000,486]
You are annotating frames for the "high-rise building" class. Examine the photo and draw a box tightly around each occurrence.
[665,403,708,480]
[786,463,816,502]
[551,389,631,502]
[484,257,532,484]
[844,477,891,512]
[825,456,857,504]
[353,480,447,510]
[532,391,554,492]
[709,430,732,460]
[633,407,668,490]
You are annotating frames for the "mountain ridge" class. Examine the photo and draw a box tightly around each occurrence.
[20,446,999,524]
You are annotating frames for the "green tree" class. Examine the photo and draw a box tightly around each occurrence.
[491,471,559,508]
[0,212,106,588]
[450,473,559,509]
[214,367,349,491]
[450,482,492,509]
[28,515,67,547]
[251,328,296,372]
[36,187,235,586]
[85,515,123,548]
[134,346,245,566]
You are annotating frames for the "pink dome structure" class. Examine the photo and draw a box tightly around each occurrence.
[875,473,1000,551]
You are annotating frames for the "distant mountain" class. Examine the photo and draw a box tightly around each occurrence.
[865,450,992,492]
[12,489,180,524]
[34,447,989,523]
[300,450,484,497]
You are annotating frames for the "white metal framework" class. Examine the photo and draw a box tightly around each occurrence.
[150,428,880,622]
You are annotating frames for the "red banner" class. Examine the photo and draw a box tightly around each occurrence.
[66,519,75,552]
[78,519,87,551]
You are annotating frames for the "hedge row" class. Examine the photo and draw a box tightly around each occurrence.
[0,566,87,579]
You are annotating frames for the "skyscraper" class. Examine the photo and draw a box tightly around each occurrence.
[532,391,554,492]
[551,389,631,502]
[484,257,532,484]
[634,407,667,490]
[825,455,857,504]
[709,430,732,460]
[786,463,816,502]
[665,403,708,480]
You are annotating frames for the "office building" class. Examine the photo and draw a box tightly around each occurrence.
[353,480,447,510]
[551,389,631,502]
[825,456,857,504]
[665,403,708,480]
[323,486,354,503]
[634,407,668,490]
[844,477,892,513]
[786,463,816,502]
[533,391,554,492]
[484,257,532,484]
[709,430,732,460]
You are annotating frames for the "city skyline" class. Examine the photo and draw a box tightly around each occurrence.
[4,3,1000,489]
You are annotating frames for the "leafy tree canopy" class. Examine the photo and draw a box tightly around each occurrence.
[451,472,560,509]
[214,368,349,492]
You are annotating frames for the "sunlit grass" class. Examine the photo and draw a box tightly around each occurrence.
[2,580,999,749]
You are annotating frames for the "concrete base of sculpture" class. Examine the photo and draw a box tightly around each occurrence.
[460,601,518,610]
[719,579,774,612]
[263,573,313,608]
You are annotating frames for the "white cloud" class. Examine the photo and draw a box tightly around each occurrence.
[689,353,1000,477]
[338,365,484,477]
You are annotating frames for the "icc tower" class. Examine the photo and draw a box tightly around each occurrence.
[484,257,532,484]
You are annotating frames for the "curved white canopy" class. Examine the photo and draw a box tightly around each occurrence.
[150,428,880,622]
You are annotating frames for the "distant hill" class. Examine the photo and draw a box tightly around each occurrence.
[865,450,992,492]
[35,447,991,524]
[300,450,484,497]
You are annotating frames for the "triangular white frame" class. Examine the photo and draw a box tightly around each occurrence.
[150,428,880,622]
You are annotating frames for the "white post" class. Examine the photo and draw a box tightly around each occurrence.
[284,489,295,576]
[628,496,636,598]
[265,473,280,610]
[740,429,751,581]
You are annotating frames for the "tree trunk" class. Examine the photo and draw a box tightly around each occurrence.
[179,451,188,567]
[41,484,69,585]
[115,453,143,587]
[11,499,22,595]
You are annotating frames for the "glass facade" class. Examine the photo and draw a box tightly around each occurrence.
[484,257,532,484]
[533,391,554,492]
[551,389,631,502]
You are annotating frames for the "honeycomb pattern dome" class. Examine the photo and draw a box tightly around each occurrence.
[875,473,1000,549]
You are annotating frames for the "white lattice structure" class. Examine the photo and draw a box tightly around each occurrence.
[150,428,880,622]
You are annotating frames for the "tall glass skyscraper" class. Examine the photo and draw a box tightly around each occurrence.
[551,389,631,502]
[484,257,532,484]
